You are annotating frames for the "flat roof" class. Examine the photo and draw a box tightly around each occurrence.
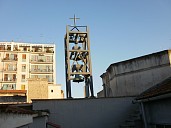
[32,96,136,102]
[0,104,34,114]
[0,41,55,46]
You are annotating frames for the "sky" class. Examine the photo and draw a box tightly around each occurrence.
[0,0,171,98]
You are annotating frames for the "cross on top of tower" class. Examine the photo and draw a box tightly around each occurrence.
[69,14,80,26]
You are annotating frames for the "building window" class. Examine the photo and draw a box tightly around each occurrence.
[22,54,26,62]
[21,74,25,82]
[5,53,9,59]
[1,84,16,90]
[21,85,25,90]
[22,64,26,72]
[23,47,27,51]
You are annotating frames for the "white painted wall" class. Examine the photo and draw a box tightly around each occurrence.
[48,84,63,99]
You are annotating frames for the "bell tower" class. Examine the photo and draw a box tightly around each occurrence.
[64,15,94,98]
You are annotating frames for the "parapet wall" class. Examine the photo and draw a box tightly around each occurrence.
[33,97,137,128]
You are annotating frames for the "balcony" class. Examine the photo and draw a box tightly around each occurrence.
[22,69,26,72]
[1,84,16,90]
[45,49,54,53]
[0,47,11,51]
[30,59,53,64]
[1,78,17,83]
[2,57,18,62]
[21,79,26,82]
[3,68,17,73]
[48,79,54,83]
[31,48,43,53]
[30,69,53,74]
[31,48,54,53]
[0,46,5,51]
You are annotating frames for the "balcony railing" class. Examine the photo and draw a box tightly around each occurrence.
[30,69,53,73]
[1,84,16,90]
[3,68,17,72]
[1,78,17,82]
[30,59,53,63]
[48,79,54,82]
[22,59,26,62]
[31,49,54,53]
[45,50,54,53]
[2,58,18,62]
[22,69,26,72]
[21,79,26,82]
[0,48,11,51]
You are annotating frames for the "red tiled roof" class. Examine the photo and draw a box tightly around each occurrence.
[0,90,27,94]
[136,77,171,100]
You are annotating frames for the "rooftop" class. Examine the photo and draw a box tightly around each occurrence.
[136,76,171,100]
[106,49,169,72]
[0,90,27,94]
[0,41,55,47]
[0,104,35,114]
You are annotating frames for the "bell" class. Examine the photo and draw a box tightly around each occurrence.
[73,74,84,83]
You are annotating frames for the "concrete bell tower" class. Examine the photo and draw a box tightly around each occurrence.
[64,15,94,98]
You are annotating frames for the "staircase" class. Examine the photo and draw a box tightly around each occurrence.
[46,121,61,128]
[119,108,143,128]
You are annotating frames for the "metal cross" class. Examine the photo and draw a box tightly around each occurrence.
[70,14,80,26]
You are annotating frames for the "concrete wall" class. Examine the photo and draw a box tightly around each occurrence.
[29,116,47,128]
[101,50,171,97]
[0,113,32,128]
[33,97,137,128]
[144,98,171,126]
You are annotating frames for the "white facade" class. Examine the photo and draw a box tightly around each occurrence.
[0,41,60,99]
[48,84,63,99]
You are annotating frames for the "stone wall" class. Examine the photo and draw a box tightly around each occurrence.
[27,78,48,102]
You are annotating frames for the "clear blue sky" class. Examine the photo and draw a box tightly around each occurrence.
[0,0,171,98]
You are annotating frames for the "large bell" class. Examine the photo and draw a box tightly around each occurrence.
[73,74,84,83]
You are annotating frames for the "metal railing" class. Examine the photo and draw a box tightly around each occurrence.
[31,49,54,53]
[30,59,53,63]
[2,58,18,61]
[1,78,17,82]
[3,68,17,72]
[30,69,53,72]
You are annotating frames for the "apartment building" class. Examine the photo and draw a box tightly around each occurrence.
[0,41,62,100]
